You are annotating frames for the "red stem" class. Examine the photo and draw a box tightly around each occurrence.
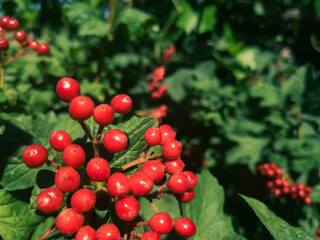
[38,225,56,240]
[79,121,94,141]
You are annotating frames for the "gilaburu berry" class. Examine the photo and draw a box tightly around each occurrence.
[55,208,84,234]
[56,77,80,102]
[97,224,120,240]
[22,144,48,168]
[149,212,174,234]
[93,104,114,126]
[144,127,162,146]
[55,167,81,192]
[50,130,72,152]
[115,195,140,221]
[36,187,64,213]
[71,188,96,213]
[103,129,128,153]
[174,217,196,237]
[86,157,110,182]
[75,226,98,240]
[69,96,94,121]
[106,172,130,197]
[111,94,132,114]
[130,171,154,196]
[62,144,86,168]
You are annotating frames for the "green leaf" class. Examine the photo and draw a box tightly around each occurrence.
[0,189,44,240]
[199,6,217,34]
[30,217,56,240]
[240,195,315,240]
[182,170,246,240]
[235,47,274,71]
[78,19,109,37]
[176,0,199,34]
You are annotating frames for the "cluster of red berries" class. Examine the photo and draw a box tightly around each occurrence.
[258,163,312,205]
[0,16,50,55]
[316,227,320,240]
[161,46,175,63]
[149,66,167,100]
[153,105,167,125]
[22,77,197,239]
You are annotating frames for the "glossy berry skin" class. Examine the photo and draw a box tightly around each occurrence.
[0,38,9,51]
[141,231,161,240]
[159,126,176,146]
[56,77,80,102]
[55,208,84,234]
[103,129,128,153]
[115,196,140,221]
[94,104,114,126]
[62,144,86,168]
[149,212,174,234]
[106,172,130,197]
[50,130,72,152]
[97,224,121,240]
[71,188,96,213]
[183,171,198,190]
[130,171,154,196]
[37,43,50,55]
[22,144,48,168]
[0,16,10,28]
[144,127,162,146]
[162,140,182,160]
[174,189,196,203]
[55,167,81,192]
[168,173,190,193]
[28,40,39,51]
[111,94,132,114]
[174,217,196,237]
[69,96,94,121]
[141,160,165,183]
[164,157,185,175]
[15,31,27,42]
[86,158,110,181]
[6,18,19,31]
[76,226,97,240]
[36,187,64,213]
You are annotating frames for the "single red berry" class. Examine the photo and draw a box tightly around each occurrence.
[22,144,48,168]
[164,157,185,175]
[149,212,174,234]
[175,189,196,203]
[115,196,140,221]
[141,160,165,183]
[36,187,64,213]
[55,167,81,192]
[130,171,154,196]
[6,18,19,31]
[14,30,27,42]
[174,217,196,237]
[144,127,162,146]
[282,186,290,195]
[316,227,320,236]
[55,208,84,234]
[94,104,114,126]
[159,126,176,146]
[0,16,11,28]
[28,40,39,51]
[304,196,312,205]
[56,77,81,102]
[97,224,120,240]
[168,172,190,193]
[37,43,50,55]
[50,130,72,152]
[106,172,130,197]
[103,129,128,153]
[86,157,110,181]
[71,188,96,213]
[141,231,161,240]
[163,140,182,160]
[69,96,94,121]
[62,144,86,168]
[111,94,132,114]
[76,226,97,240]
[183,171,198,190]
[305,186,312,194]
[0,38,9,51]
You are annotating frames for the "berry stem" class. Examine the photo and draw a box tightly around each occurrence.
[38,224,56,240]
[147,183,168,199]
[5,48,27,65]
[79,121,94,142]
[0,65,4,90]
[93,142,100,158]
[148,198,160,213]
[119,153,163,171]
[96,125,105,141]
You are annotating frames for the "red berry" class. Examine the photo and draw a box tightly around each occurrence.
[163,140,182,160]
[304,196,312,205]
[62,144,86,168]
[103,129,128,153]
[159,126,176,146]
[0,38,9,51]
[0,16,11,28]
[86,157,110,181]
[28,40,39,51]
[37,43,50,55]
[111,94,132,114]
[6,18,19,31]
[141,160,165,183]
[56,77,81,102]
[115,195,140,221]
[15,30,27,42]
[183,171,198,190]
[175,189,196,203]
[94,104,114,126]
[55,208,84,234]
[106,172,130,197]
[55,167,81,192]
[149,212,174,234]
[22,144,48,168]
[164,157,185,175]
[69,96,94,121]
[174,217,196,237]
[168,172,190,193]
[76,226,97,240]
[145,127,162,146]
[141,231,161,240]
[36,187,64,213]
[71,188,96,213]
[50,130,72,152]
[130,171,154,196]
[97,224,120,240]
